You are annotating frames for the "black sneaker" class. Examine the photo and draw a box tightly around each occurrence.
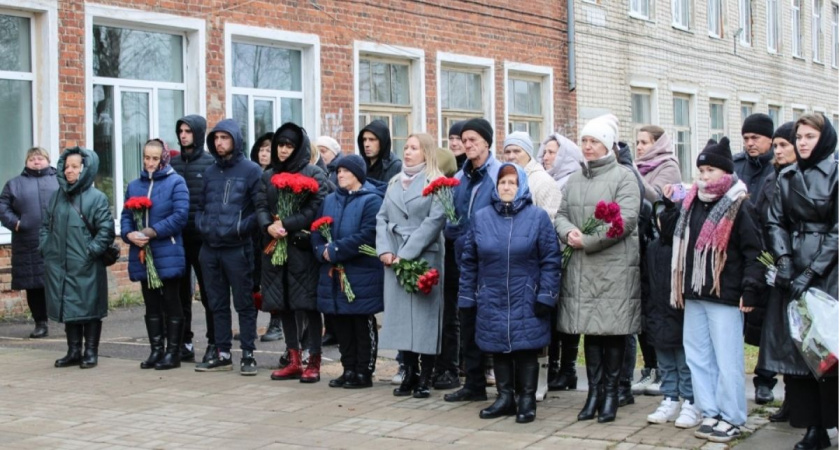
[444,387,488,402]
[433,370,461,390]
[202,344,217,364]
[261,318,283,342]
[708,420,741,443]
[240,350,258,376]
[694,417,719,439]
[195,352,232,372]
[180,343,196,362]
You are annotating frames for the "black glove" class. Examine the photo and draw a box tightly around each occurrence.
[775,256,794,288]
[534,302,554,318]
[790,268,816,300]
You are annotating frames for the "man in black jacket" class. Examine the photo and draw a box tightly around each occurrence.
[357,120,402,187]
[171,115,215,363]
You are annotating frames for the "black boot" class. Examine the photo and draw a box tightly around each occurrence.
[156,317,184,370]
[768,398,790,422]
[393,364,419,396]
[618,379,635,406]
[80,320,102,369]
[30,321,49,339]
[480,354,516,419]
[140,316,165,369]
[598,337,624,423]
[549,333,579,391]
[515,352,539,424]
[578,337,603,421]
[794,426,831,450]
[55,323,83,367]
[414,357,434,399]
[261,315,283,342]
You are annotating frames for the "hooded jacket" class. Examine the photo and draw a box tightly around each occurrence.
[257,123,329,312]
[40,147,115,323]
[196,119,264,248]
[634,133,682,203]
[733,149,774,204]
[170,115,213,242]
[0,165,58,290]
[536,133,582,191]
[459,164,561,353]
[357,120,402,185]
[250,132,274,169]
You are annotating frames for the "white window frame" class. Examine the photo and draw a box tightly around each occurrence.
[224,24,320,148]
[767,0,782,52]
[504,61,554,153]
[630,0,653,20]
[672,90,697,182]
[436,52,494,148]
[629,78,661,132]
[673,0,692,29]
[768,103,784,128]
[792,104,808,120]
[793,0,804,57]
[709,98,727,142]
[814,0,825,63]
[630,87,655,133]
[85,5,205,229]
[737,0,752,44]
[0,0,58,245]
[832,3,839,67]
[709,0,725,38]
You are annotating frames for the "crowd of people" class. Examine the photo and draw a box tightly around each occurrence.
[0,109,836,448]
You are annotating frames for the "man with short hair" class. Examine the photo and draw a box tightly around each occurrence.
[194,119,264,376]
[735,113,775,202]
[357,120,402,186]
[170,115,215,363]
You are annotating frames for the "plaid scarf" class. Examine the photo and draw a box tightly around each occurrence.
[670,173,748,308]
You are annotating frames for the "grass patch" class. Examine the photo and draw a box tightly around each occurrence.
[109,290,144,311]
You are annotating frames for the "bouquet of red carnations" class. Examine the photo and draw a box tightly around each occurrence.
[359,244,440,294]
[124,196,163,288]
[312,216,356,303]
[562,200,624,269]
[422,176,460,224]
[788,288,839,379]
[264,173,320,266]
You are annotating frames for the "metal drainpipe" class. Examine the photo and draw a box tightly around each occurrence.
[568,0,576,92]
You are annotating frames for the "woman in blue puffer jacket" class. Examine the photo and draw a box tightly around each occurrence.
[121,138,189,371]
[459,163,561,424]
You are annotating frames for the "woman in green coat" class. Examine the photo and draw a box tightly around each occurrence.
[40,147,115,369]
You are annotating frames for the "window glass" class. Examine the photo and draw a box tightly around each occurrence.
[232,42,301,91]
[93,25,183,83]
[0,14,31,72]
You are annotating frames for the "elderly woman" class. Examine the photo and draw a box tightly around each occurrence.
[0,147,58,338]
[766,114,838,450]
[121,139,189,370]
[41,147,115,369]
[555,116,641,423]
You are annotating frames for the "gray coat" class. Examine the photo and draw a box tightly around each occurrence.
[554,154,641,335]
[376,174,446,354]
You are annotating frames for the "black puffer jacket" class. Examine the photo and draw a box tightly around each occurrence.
[171,115,213,243]
[734,150,774,205]
[357,120,402,186]
[249,132,273,292]
[642,207,683,349]
[0,166,58,290]
[257,123,328,312]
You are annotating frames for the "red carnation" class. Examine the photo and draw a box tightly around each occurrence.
[594,201,609,221]
[607,202,621,222]
[311,216,334,232]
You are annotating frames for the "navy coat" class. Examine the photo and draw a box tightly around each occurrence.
[313,182,384,315]
[120,165,189,282]
[459,164,562,353]
[171,115,212,243]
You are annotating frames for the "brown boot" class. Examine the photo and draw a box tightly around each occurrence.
[270,348,302,380]
[300,353,321,383]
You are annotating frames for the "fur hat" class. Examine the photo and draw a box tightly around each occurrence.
[697,137,734,173]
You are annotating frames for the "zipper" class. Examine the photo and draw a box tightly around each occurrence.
[236,210,242,237]
[223,180,232,205]
[145,177,154,228]
[506,214,513,352]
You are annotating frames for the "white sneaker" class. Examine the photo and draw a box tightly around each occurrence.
[644,369,662,396]
[631,368,654,395]
[647,398,681,424]
[675,400,702,428]
[485,368,496,386]
[391,365,405,385]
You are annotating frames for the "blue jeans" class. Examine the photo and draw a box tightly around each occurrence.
[199,244,257,353]
[683,300,746,425]
[656,347,693,402]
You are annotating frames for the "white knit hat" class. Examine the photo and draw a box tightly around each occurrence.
[315,136,341,155]
[580,116,617,151]
[503,131,535,158]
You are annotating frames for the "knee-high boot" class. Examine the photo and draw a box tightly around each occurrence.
[80,320,102,369]
[598,336,625,423]
[140,315,165,369]
[156,317,184,370]
[550,333,579,391]
[480,353,516,419]
[55,323,83,367]
[578,336,603,421]
[515,351,539,423]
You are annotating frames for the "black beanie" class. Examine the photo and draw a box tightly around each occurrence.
[697,137,734,173]
[741,113,774,139]
[773,121,795,142]
[336,154,367,184]
[276,127,301,148]
[460,118,494,147]
[449,120,465,137]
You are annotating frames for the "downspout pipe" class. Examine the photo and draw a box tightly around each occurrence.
[568,0,576,92]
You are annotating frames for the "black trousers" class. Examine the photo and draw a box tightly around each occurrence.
[141,278,182,318]
[786,374,838,429]
[281,310,323,355]
[435,238,460,374]
[403,351,435,373]
[179,238,213,345]
[459,308,487,391]
[638,332,657,368]
[25,288,47,322]
[333,314,377,375]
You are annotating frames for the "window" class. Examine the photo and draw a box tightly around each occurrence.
[793,107,806,119]
[0,13,33,192]
[793,0,804,56]
[814,0,825,62]
[709,0,725,37]
[440,68,484,146]
[768,0,782,52]
[741,102,755,122]
[673,0,691,28]
[631,0,652,19]
[709,100,726,142]
[832,3,838,67]
[738,0,752,44]
[358,58,412,155]
[673,95,693,182]
[505,62,553,149]
[769,105,782,128]
[631,89,653,129]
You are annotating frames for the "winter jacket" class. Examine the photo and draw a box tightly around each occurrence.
[40,148,115,323]
[170,115,212,243]
[443,153,503,267]
[642,211,683,349]
[257,123,328,312]
[249,132,273,290]
[734,150,774,205]
[0,166,58,290]
[554,153,641,335]
[377,173,447,354]
[459,164,561,353]
[120,166,189,282]
[358,120,402,185]
[635,133,682,203]
[195,119,264,248]
[523,159,562,219]
[313,182,384,315]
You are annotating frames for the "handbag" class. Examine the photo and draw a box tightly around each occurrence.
[290,230,312,250]
[68,194,120,266]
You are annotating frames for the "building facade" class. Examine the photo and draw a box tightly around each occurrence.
[0,0,574,313]
[573,0,838,181]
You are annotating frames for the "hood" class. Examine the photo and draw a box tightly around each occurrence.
[250,131,274,168]
[206,118,245,167]
[271,122,311,173]
[491,163,532,215]
[57,147,99,195]
[175,114,207,161]
[796,114,839,171]
[140,164,177,181]
[357,120,392,166]
[537,133,582,187]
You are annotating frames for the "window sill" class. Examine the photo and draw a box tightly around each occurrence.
[671,24,692,33]
[708,32,724,39]
[813,60,825,66]
[792,55,806,61]
[629,12,653,22]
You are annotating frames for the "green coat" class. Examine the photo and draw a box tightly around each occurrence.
[40,147,115,323]
[554,154,641,335]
